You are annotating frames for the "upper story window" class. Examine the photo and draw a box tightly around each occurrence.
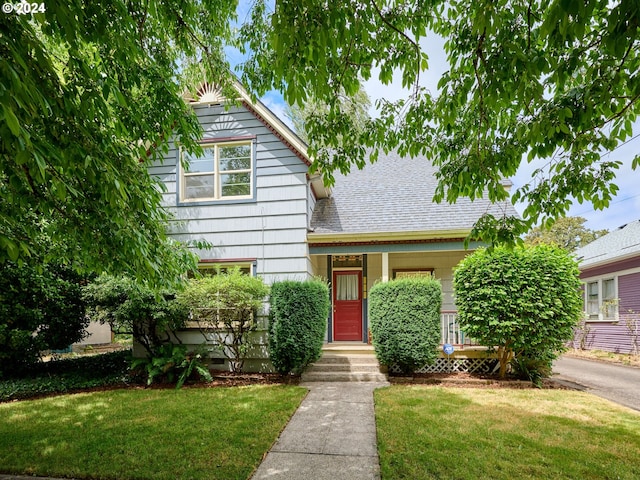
[585,277,617,321]
[180,140,254,202]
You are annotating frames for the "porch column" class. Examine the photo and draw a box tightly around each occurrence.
[382,251,389,282]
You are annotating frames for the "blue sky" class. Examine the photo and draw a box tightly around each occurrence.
[228,11,639,234]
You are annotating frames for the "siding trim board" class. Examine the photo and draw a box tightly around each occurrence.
[580,256,640,279]
[241,100,311,167]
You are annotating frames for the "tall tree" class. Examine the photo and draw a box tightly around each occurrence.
[1,1,238,283]
[286,86,372,146]
[524,216,609,251]
[239,0,640,244]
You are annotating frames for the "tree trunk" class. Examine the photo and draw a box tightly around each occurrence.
[497,344,513,378]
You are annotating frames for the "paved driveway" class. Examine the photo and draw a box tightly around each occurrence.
[553,356,640,411]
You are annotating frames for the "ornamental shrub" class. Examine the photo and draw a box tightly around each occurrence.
[176,268,269,373]
[82,274,187,357]
[0,262,89,378]
[268,279,329,375]
[453,245,582,379]
[369,277,442,374]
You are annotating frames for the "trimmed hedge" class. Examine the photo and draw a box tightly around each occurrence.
[268,279,329,375]
[369,277,442,374]
[0,350,132,402]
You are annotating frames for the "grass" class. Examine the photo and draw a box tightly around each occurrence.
[565,348,640,367]
[375,386,640,480]
[0,385,306,480]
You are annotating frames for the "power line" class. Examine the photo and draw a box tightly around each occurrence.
[573,192,640,217]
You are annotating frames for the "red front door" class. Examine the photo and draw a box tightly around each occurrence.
[333,271,363,341]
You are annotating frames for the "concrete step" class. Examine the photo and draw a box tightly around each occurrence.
[306,362,383,373]
[317,354,380,365]
[300,371,388,382]
[302,348,388,382]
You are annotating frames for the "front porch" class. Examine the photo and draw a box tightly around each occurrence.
[309,249,479,345]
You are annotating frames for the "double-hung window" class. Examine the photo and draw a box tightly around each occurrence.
[180,141,253,202]
[585,277,617,321]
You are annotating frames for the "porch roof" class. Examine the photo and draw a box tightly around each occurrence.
[309,151,517,236]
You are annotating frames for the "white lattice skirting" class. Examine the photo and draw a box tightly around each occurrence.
[390,357,500,374]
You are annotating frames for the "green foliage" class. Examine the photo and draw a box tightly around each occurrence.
[510,354,552,388]
[286,86,372,147]
[82,274,187,356]
[0,1,234,284]
[0,350,132,402]
[453,245,583,378]
[268,279,329,375]
[176,269,269,373]
[131,344,212,389]
[0,261,88,377]
[240,1,640,244]
[369,277,442,374]
[524,216,609,251]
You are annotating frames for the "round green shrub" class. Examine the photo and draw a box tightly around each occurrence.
[369,277,442,374]
[268,279,329,375]
[453,245,582,378]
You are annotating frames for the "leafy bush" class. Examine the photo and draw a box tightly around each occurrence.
[0,262,89,377]
[82,274,187,356]
[176,269,269,373]
[369,277,442,374]
[131,344,212,388]
[0,351,132,402]
[268,279,329,375]
[453,245,582,378]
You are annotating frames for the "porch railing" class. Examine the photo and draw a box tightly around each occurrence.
[440,311,471,345]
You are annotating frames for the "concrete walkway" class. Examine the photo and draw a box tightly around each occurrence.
[251,381,389,480]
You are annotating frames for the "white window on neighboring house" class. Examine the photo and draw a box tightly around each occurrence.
[180,140,254,202]
[585,277,618,321]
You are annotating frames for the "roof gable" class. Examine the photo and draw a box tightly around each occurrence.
[184,80,329,199]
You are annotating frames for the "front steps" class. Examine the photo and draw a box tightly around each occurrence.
[301,344,388,382]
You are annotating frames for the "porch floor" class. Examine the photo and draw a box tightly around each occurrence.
[321,343,375,355]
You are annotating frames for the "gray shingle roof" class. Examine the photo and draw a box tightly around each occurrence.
[310,151,518,235]
[573,219,640,268]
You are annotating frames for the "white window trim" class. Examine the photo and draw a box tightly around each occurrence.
[179,140,254,203]
[582,275,619,322]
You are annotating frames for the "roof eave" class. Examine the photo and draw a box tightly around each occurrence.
[307,229,472,244]
[578,250,640,271]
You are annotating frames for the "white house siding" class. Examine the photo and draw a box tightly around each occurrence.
[146,103,315,372]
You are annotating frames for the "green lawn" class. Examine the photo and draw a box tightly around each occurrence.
[0,385,306,480]
[375,386,640,480]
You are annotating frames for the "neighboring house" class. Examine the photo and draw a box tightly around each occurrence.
[148,82,519,371]
[572,220,640,354]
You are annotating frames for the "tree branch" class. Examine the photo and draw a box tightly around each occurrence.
[369,0,421,97]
